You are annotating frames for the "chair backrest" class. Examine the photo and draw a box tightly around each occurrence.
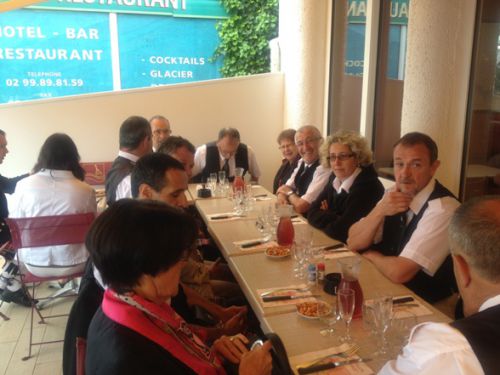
[76,337,87,375]
[6,213,95,249]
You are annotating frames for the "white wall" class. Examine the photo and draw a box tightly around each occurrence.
[0,73,285,191]
[401,0,476,195]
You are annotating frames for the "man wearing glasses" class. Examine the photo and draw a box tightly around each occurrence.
[149,115,172,152]
[348,132,460,304]
[276,125,331,214]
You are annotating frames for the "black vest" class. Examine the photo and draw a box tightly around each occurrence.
[273,156,300,194]
[197,141,249,183]
[105,156,135,205]
[374,180,458,303]
[451,304,500,374]
[294,159,320,197]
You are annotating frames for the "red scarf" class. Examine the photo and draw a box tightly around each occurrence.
[102,289,225,375]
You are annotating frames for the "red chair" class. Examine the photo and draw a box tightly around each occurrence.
[76,336,87,375]
[5,212,95,360]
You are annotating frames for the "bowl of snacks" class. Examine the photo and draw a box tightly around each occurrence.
[265,245,291,259]
[296,301,332,319]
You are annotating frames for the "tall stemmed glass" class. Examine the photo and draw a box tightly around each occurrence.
[292,241,306,279]
[338,288,355,343]
[372,295,393,355]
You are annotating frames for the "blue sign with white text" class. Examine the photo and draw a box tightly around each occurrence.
[117,14,222,88]
[0,9,113,103]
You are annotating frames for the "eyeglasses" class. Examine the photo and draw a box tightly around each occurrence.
[327,153,355,162]
[278,143,295,151]
[295,137,320,148]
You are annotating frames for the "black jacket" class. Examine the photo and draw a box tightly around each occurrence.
[307,165,384,243]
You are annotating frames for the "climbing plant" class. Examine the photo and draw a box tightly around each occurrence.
[213,0,279,77]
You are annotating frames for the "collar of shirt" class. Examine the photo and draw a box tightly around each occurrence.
[332,167,362,194]
[408,178,436,216]
[118,150,139,163]
[37,169,76,179]
[479,294,500,312]
[219,152,233,163]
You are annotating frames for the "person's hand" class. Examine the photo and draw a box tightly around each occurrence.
[239,340,273,375]
[320,200,328,211]
[377,187,412,216]
[213,334,249,364]
[276,194,288,205]
[0,241,11,255]
[221,309,247,336]
[219,305,247,322]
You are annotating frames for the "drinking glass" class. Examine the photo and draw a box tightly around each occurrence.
[255,211,272,242]
[338,289,355,343]
[218,170,227,185]
[207,173,218,194]
[233,189,245,215]
[372,295,393,355]
[292,242,306,279]
[320,300,340,337]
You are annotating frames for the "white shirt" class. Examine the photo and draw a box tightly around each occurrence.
[332,167,362,194]
[11,170,97,267]
[192,143,261,179]
[374,179,460,276]
[378,295,500,375]
[285,159,332,203]
[114,151,139,201]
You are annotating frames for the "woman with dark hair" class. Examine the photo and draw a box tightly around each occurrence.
[307,130,384,243]
[85,199,272,375]
[11,133,96,278]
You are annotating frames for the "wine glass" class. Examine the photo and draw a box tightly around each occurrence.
[338,288,355,343]
[372,295,393,355]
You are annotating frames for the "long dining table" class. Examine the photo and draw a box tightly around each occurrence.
[188,183,451,373]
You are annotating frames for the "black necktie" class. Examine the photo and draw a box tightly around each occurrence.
[222,159,230,177]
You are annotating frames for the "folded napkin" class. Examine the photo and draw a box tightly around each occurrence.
[207,212,245,222]
[233,239,277,254]
[255,196,273,202]
[257,284,315,307]
[365,295,432,318]
[323,249,356,260]
[391,295,432,318]
[291,216,307,225]
[290,344,373,375]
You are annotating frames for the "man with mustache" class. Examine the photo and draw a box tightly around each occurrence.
[348,132,460,304]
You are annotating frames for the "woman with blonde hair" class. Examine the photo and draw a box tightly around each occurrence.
[307,130,384,242]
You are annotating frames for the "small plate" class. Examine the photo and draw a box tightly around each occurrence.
[296,301,332,319]
[265,245,291,259]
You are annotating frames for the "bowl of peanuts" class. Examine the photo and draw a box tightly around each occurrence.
[265,245,291,259]
[296,301,332,319]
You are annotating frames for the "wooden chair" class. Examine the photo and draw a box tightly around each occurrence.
[5,212,95,360]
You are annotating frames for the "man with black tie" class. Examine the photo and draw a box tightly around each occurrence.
[276,125,331,214]
[191,127,260,183]
[105,116,152,205]
[348,132,460,304]
[379,195,500,374]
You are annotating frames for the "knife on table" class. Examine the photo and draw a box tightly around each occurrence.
[322,243,347,251]
[262,294,318,302]
[297,358,369,374]
[393,296,415,304]
[240,240,264,249]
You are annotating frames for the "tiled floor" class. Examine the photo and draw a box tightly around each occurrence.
[0,283,72,375]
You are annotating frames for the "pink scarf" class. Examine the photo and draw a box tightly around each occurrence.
[102,289,225,375]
